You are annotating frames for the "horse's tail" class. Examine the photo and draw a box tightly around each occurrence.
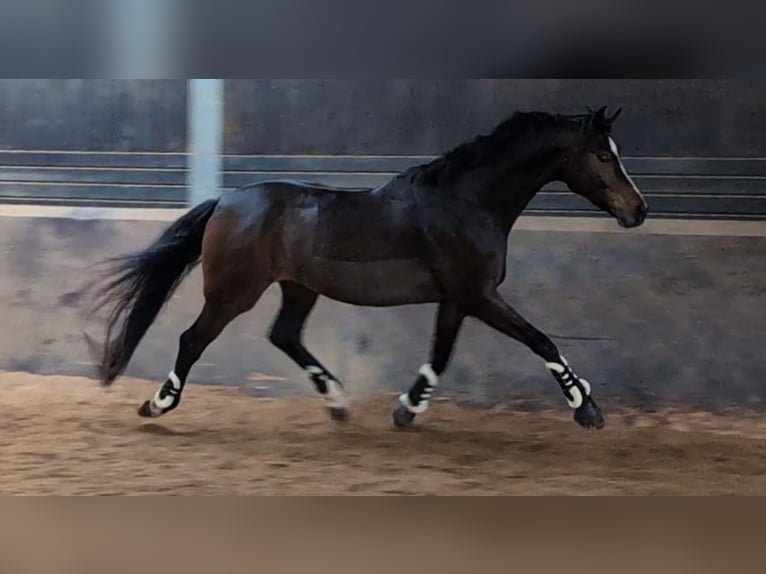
[90,198,219,386]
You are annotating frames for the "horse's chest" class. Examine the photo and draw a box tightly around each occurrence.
[311,195,421,262]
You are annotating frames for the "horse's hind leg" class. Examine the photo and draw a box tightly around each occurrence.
[137,288,266,418]
[268,282,349,422]
[392,302,464,427]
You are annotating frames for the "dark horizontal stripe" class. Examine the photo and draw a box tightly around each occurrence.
[0,183,185,202]
[0,168,187,186]
[0,197,186,208]
[0,151,188,170]
[623,158,766,177]
[2,151,766,178]
[0,152,422,173]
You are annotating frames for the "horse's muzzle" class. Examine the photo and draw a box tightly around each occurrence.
[618,203,648,229]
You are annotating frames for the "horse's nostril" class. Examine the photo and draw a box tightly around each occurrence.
[634,205,648,226]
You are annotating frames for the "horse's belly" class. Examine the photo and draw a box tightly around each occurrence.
[300,257,443,307]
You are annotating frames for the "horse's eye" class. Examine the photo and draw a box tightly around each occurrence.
[597,152,611,163]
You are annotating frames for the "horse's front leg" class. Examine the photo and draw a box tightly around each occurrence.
[392,302,464,427]
[472,291,605,429]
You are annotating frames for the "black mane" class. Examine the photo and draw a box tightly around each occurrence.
[406,110,597,187]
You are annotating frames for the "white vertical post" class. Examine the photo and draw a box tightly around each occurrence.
[187,79,224,205]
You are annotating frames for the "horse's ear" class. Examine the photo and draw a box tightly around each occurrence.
[586,106,620,132]
[584,106,609,131]
[584,106,600,130]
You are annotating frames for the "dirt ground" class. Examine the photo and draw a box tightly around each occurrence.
[2,371,766,495]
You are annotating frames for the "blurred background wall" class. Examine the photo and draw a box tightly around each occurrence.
[0,79,763,218]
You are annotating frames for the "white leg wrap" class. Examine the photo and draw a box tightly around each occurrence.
[563,386,584,410]
[168,371,182,389]
[152,389,175,410]
[306,366,348,409]
[150,371,182,413]
[545,361,567,375]
[399,392,429,414]
[419,364,439,387]
[323,379,348,409]
[545,356,591,410]
[400,363,439,414]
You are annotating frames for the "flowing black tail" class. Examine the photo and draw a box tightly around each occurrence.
[90,199,219,385]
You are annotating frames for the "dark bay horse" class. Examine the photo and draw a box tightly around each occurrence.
[92,107,647,430]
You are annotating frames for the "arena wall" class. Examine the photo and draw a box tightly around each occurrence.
[1,208,763,411]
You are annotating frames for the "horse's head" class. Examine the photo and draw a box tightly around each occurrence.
[560,107,648,228]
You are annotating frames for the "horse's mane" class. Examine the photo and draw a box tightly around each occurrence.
[405,110,595,187]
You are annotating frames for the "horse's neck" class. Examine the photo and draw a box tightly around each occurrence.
[464,144,563,231]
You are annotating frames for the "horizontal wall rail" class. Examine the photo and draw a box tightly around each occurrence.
[0,151,764,219]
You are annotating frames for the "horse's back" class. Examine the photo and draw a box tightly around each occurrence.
[218,178,413,230]
[208,178,442,306]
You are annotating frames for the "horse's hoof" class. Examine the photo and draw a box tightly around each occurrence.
[574,397,605,430]
[137,400,157,418]
[392,404,416,428]
[329,407,349,423]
